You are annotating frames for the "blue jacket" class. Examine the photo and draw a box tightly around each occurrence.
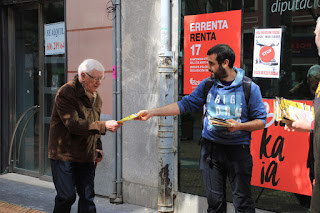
[178,67,267,145]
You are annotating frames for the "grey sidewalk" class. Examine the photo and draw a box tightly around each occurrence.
[0,173,157,213]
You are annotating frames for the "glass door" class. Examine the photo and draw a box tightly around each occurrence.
[13,4,40,174]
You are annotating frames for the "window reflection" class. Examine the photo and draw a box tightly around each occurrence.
[42,0,65,176]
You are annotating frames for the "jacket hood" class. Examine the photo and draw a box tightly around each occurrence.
[215,67,245,89]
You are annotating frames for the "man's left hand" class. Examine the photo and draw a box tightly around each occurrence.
[95,149,104,163]
[105,120,122,132]
[226,119,240,132]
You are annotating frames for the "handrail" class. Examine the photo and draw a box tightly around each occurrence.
[7,105,40,170]
[17,109,40,163]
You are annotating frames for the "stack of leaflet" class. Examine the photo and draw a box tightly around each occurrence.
[209,117,234,127]
[273,97,314,124]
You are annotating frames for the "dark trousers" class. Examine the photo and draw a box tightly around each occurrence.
[200,139,255,213]
[50,159,96,213]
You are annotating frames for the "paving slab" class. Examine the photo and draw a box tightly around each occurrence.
[0,173,157,213]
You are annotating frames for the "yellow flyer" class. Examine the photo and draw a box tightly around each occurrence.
[117,113,138,124]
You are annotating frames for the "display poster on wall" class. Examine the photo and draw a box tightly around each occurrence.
[250,99,312,196]
[183,10,241,94]
[252,28,282,78]
[44,22,65,55]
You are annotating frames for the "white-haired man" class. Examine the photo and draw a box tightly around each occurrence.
[48,59,122,213]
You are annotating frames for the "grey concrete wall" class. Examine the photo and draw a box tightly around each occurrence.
[121,0,161,208]
[119,0,181,210]
[93,0,164,205]
[94,114,115,196]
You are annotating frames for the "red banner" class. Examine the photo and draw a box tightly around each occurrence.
[251,99,312,196]
[183,10,242,94]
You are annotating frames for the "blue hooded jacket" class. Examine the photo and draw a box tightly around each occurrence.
[178,67,267,145]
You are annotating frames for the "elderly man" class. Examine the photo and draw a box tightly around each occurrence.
[48,59,122,213]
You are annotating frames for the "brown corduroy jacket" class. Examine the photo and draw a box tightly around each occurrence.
[48,75,106,162]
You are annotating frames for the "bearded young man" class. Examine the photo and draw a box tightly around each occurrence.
[136,44,267,212]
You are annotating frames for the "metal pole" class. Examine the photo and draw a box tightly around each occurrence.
[110,0,118,203]
[115,0,123,204]
[158,0,174,212]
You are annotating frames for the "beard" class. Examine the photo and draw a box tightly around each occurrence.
[213,64,228,80]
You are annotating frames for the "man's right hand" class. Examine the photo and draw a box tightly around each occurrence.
[284,112,312,132]
[105,120,122,132]
[135,110,152,121]
[135,103,180,121]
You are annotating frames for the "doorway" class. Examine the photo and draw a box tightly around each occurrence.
[9,1,65,178]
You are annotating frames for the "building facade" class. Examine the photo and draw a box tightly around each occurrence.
[0,0,319,212]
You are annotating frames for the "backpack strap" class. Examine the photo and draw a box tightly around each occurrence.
[201,78,215,132]
[243,76,252,105]
[204,77,214,99]
[243,76,252,121]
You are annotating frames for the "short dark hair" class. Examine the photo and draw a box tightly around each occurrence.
[207,44,235,68]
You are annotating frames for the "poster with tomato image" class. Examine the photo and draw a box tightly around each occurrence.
[184,10,242,94]
[253,28,282,78]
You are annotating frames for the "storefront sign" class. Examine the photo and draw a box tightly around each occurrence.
[251,99,312,196]
[183,10,241,94]
[253,28,282,78]
[44,22,65,55]
[271,0,320,15]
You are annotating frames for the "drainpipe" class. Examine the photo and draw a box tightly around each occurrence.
[158,0,174,212]
[115,0,123,204]
[110,0,118,203]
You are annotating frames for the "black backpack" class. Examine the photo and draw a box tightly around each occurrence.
[202,76,252,129]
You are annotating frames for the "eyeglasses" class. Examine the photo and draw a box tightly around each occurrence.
[85,72,105,82]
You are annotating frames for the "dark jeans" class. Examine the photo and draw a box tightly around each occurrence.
[200,139,255,213]
[50,159,96,213]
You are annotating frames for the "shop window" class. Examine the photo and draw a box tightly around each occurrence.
[244,0,257,12]
[178,0,318,212]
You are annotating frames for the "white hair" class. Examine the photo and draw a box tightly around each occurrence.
[78,59,105,76]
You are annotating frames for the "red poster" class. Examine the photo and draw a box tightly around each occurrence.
[184,10,242,94]
[251,99,312,196]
